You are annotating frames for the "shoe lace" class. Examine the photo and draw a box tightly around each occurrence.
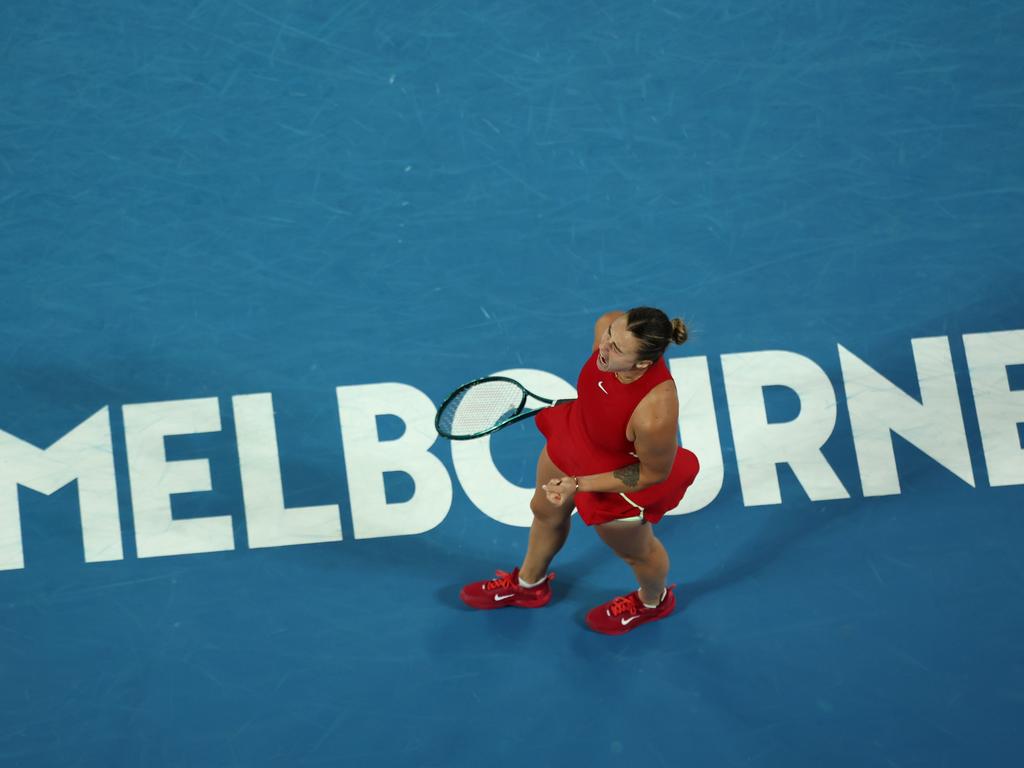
[607,593,642,617]
[484,570,517,591]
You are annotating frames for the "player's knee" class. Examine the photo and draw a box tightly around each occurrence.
[530,496,570,526]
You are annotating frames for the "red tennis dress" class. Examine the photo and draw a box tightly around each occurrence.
[535,350,700,526]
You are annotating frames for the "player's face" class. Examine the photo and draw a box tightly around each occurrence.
[597,316,650,373]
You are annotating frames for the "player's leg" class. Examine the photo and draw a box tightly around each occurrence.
[459,446,571,609]
[594,519,669,606]
[517,445,575,584]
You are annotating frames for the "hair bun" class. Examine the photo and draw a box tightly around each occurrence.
[670,318,688,345]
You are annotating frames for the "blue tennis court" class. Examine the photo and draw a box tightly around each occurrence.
[2,1,1022,766]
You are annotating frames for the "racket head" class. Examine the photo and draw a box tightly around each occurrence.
[435,376,540,439]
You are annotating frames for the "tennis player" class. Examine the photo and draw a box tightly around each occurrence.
[459,307,700,634]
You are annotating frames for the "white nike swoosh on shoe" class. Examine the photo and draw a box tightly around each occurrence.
[494,593,516,601]
[621,615,642,625]
[598,381,608,394]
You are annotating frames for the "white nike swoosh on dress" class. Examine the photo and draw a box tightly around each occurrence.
[598,381,608,394]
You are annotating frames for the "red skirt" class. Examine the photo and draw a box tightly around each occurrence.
[536,404,700,526]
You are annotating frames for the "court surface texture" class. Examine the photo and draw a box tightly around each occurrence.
[2,1,1022,766]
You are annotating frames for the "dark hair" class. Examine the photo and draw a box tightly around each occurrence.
[625,307,689,362]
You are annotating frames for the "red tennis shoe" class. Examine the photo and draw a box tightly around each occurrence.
[586,586,676,635]
[459,567,554,610]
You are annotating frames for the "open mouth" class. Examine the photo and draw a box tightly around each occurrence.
[599,352,608,366]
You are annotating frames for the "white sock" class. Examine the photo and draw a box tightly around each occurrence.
[518,573,546,589]
[642,588,667,609]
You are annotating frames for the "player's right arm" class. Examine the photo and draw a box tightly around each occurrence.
[593,311,625,351]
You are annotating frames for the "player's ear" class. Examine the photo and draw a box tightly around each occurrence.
[635,359,653,370]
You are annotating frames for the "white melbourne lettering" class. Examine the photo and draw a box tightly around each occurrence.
[337,383,452,540]
[839,338,974,496]
[722,350,850,506]
[0,408,121,571]
[964,330,1024,487]
[1,330,1020,574]
[123,398,234,559]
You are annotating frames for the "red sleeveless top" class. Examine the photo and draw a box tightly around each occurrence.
[535,349,674,476]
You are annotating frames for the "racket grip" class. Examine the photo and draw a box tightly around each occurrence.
[552,398,576,406]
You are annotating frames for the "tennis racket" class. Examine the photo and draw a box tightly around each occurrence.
[434,376,572,440]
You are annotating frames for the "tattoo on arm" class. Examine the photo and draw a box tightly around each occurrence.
[613,463,641,488]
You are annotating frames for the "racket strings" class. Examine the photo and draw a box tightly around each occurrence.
[438,379,525,437]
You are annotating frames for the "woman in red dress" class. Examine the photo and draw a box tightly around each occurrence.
[460,307,700,634]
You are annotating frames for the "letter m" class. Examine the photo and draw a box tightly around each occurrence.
[0,408,122,571]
